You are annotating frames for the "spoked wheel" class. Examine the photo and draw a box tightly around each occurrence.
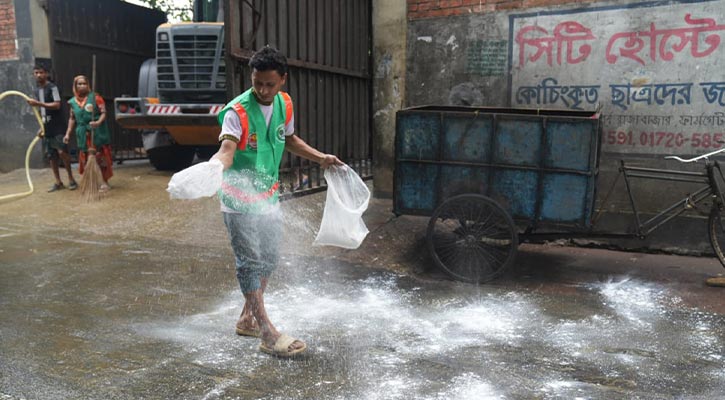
[708,204,725,269]
[426,194,518,283]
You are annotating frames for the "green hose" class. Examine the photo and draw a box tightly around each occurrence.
[0,90,45,203]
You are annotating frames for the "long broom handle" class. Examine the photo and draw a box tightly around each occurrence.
[90,54,96,153]
[92,54,96,94]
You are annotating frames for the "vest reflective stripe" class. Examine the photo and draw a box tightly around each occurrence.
[281,91,293,126]
[231,103,250,151]
[220,181,279,203]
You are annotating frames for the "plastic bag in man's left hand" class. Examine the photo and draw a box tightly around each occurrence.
[167,158,224,199]
[313,164,370,249]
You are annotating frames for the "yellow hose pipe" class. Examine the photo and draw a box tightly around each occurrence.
[0,90,45,203]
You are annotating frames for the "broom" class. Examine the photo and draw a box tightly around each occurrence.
[80,55,103,202]
[79,127,103,201]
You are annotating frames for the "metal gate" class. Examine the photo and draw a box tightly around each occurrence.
[225,0,372,195]
[45,0,165,162]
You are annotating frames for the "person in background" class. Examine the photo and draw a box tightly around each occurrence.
[212,46,342,357]
[64,75,113,192]
[27,64,77,192]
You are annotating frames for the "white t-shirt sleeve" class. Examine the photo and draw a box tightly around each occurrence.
[219,110,242,142]
[51,86,61,102]
[285,113,294,136]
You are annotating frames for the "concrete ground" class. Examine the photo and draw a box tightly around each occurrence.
[1,161,725,399]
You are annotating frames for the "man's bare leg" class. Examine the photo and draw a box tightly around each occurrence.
[237,279,266,332]
[49,158,62,185]
[237,301,258,333]
[58,150,76,185]
[245,278,305,352]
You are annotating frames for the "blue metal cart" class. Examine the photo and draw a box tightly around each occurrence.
[394,105,602,283]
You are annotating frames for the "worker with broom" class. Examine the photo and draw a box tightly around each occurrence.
[64,75,113,193]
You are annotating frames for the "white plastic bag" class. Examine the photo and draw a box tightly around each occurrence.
[313,164,370,249]
[167,158,224,199]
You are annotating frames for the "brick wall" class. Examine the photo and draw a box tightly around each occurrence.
[0,0,17,60]
[407,0,596,19]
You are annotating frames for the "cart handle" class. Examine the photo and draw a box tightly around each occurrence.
[665,147,725,163]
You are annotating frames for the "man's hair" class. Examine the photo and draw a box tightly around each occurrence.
[33,64,48,72]
[249,46,288,76]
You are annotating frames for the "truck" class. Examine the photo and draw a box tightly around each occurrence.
[114,0,225,170]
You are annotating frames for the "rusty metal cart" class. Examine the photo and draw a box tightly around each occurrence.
[394,106,725,283]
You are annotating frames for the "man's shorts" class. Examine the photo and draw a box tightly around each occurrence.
[223,209,283,293]
[43,135,68,160]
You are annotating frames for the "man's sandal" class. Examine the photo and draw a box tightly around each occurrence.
[259,334,307,358]
[47,183,65,192]
[235,325,261,338]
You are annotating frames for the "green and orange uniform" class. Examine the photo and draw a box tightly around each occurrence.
[68,92,113,182]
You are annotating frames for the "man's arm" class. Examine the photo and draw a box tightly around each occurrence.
[27,99,60,110]
[63,112,75,144]
[211,140,236,170]
[285,134,343,168]
[28,85,61,109]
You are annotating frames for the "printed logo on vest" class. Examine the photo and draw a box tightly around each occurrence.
[276,124,286,141]
[248,133,258,150]
[84,104,94,113]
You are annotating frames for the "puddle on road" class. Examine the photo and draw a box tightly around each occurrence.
[135,269,725,399]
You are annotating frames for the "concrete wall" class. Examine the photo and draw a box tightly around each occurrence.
[0,0,43,173]
[372,0,407,198]
[399,0,725,253]
[407,11,510,108]
[29,0,49,59]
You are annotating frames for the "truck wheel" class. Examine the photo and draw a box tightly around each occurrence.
[147,145,195,171]
[195,146,218,161]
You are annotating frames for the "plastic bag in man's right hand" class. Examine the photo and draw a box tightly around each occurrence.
[167,158,224,199]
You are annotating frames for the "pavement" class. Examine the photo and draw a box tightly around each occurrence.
[1,161,725,399]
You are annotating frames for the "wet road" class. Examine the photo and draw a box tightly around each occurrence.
[1,163,725,399]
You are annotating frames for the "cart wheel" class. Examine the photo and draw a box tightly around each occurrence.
[708,205,725,269]
[426,194,518,283]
